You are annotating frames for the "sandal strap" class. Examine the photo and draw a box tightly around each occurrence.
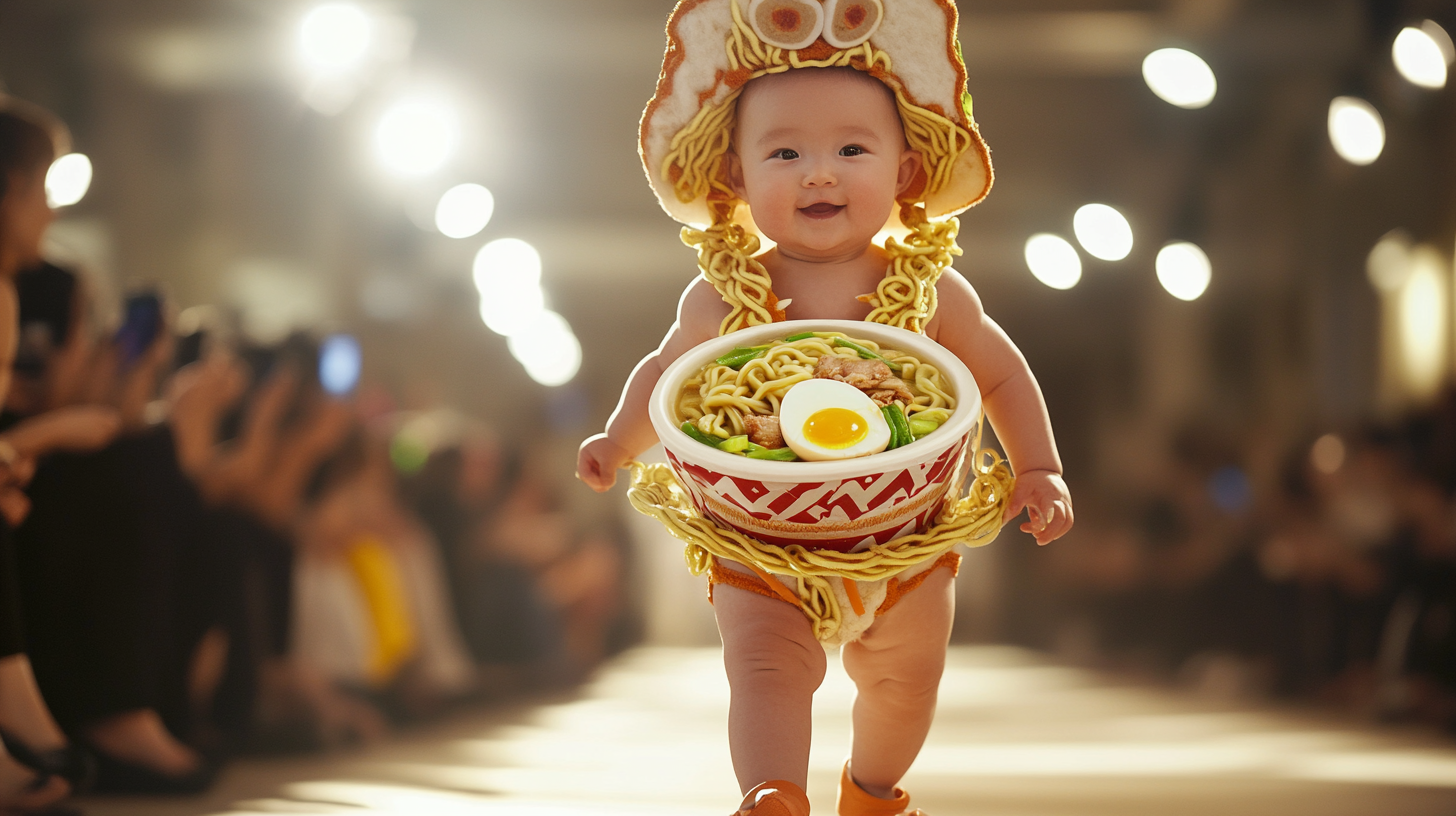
[736,779,811,816]
[838,762,912,816]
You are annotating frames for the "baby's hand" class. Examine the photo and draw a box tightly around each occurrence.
[577,434,632,493]
[1003,469,1073,546]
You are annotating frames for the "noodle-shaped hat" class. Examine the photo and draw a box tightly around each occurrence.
[639,0,991,337]
[640,0,991,228]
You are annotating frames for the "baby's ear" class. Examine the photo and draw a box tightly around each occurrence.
[725,151,748,199]
[895,149,925,198]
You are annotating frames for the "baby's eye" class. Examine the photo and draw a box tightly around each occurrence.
[840,145,865,157]
[771,148,800,160]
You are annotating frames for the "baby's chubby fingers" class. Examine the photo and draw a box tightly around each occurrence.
[576,434,628,493]
[1022,499,1073,545]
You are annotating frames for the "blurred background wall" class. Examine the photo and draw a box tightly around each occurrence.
[2,0,1454,655]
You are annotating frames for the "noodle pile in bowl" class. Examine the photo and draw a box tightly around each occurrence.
[676,331,955,446]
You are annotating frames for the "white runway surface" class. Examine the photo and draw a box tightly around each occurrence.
[82,646,1456,815]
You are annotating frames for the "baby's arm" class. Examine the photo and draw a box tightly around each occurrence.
[577,279,726,492]
[933,271,1073,544]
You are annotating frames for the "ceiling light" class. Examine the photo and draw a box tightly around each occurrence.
[298,3,372,75]
[45,153,92,207]
[508,310,582,387]
[1327,97,1384,166]
[1024,234,1082,290]
[435,183,494,239]
[1366,230,1413,293]
[374,95,459,177]
[1393,23,1450,89]
[1141,48,1217,109]
[1073,204,1134,262]
[474,238,545,336]
[1155,241,1212,301]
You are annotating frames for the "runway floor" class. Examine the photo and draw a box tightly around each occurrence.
[80,645,1456,815]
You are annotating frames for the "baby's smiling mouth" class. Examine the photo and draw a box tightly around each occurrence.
[798,202,845,219]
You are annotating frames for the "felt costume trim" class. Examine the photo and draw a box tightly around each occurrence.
[641,0,992,225]
[708,551,961,625]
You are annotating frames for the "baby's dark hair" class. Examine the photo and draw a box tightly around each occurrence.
[0,96,69,203]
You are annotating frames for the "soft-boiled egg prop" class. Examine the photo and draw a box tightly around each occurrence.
[779,379,893,461]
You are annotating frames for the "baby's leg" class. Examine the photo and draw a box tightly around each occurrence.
[713,562,827,795]
[840,567,955,799]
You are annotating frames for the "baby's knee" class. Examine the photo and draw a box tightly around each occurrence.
[724,630,826,694]
[845,642,945,701]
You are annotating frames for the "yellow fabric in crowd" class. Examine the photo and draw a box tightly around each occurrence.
[345,537,416,685]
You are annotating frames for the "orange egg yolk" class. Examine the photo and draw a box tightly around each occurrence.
[803,408,869,449]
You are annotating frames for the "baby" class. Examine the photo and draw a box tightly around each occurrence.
[579,40,1071,816]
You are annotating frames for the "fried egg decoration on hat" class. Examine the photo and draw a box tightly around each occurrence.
[780,379,893,462]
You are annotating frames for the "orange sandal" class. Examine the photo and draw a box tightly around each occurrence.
[735,779,811,816]
[837,763,926,816]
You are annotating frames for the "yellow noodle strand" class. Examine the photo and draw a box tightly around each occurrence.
[627,449,1014,643]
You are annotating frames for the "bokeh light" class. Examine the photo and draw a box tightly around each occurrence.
[1155,241,1212,301]
[1397,246,1448,400]
[1367,230,1413,293]
[297,3,372,75]
[1025,234,1082,290]
[1073,204,1134,262]
[318,333,362,396]
[1311,433,1346,475]
[1141,48,1217,109]
[1393,23,1450,90]
[474,238,545,336]
[374,96,459,177]
[434,183,494,239]
[1327,97,1384,166]
[45,152,92,208]
[507,310,582,387]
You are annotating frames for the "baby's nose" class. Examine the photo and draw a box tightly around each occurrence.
[802,161,836,186]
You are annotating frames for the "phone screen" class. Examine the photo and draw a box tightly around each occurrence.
[318,334,361,396]
[116,293,162,364]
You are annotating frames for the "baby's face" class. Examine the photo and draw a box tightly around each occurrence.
[728,69,921,261]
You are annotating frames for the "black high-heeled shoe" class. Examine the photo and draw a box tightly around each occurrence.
[0,730,94,796]
[86,747,219,796]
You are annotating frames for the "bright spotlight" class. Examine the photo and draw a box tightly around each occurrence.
[1155,241,1212,301]
[1398,246,1448,399]
[1393,24,1449,89]
[298,3,372,75]
[374,96,459,177]
[435,183,494,239]
[1141,48,1217,109]
[1367,230,1413,293]
[474,238,545,336]
[1024,234,1082,290]
[1073,204,1134,262]
[45,153,92,208]
[1328,97,1384,166]
[507,310,582,387]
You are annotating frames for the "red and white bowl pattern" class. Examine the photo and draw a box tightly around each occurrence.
[649,320,982,554]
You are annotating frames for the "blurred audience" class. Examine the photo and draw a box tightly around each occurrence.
[0,94,635,811]
[1023,399,1456,732]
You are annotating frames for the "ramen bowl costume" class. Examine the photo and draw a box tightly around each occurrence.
[629,0,1015,649]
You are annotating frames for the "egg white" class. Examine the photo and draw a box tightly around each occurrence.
[779,378,892,462]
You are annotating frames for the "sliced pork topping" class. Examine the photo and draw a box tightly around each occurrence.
[865,375,915,407]
[743,415,785,449]
[813,355,892,389]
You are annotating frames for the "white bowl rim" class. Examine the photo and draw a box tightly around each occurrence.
[650,319,982,481]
